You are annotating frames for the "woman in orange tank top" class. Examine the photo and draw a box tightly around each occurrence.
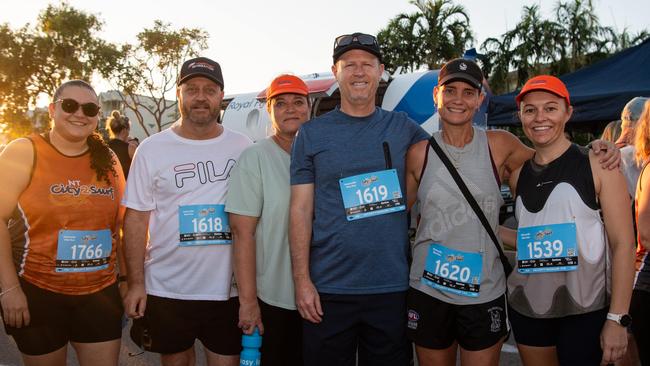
[0,80,126,366]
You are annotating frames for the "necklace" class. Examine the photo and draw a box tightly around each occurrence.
[440,133,464,169]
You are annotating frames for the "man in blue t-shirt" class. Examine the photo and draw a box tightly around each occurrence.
[289,32,429,366]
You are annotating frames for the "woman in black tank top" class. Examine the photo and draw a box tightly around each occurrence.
[105,110,136,178]
[506,75,635,366]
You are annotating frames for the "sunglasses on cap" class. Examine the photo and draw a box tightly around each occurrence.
[55,98,101,118]
[333,33,378,49]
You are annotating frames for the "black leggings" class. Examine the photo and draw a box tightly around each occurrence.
[631,289,650,365]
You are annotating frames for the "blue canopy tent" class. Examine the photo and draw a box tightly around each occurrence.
[488,39,650,126]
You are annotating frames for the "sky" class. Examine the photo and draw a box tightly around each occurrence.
[0,0,646,98]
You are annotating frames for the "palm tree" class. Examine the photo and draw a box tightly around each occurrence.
[481,5,556,91]
[412,0,473,70]
[554,0,609,71]
[377,0,473,73]
[480,0,649,93]
[480,36,513,94]
[608,27,650,51]
[378,13,424,73]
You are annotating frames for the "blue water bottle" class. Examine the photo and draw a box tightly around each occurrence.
[239,327,262,366]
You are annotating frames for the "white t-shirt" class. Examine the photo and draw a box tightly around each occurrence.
[123,126,252,300]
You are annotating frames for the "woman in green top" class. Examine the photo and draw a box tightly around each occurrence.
[225,74,311,366]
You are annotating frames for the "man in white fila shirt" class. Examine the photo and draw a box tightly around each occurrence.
[122,56,252,366]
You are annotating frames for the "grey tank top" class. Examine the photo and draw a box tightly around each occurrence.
[410,127,505,305]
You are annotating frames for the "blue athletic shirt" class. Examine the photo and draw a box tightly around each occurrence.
[291,106,429,294]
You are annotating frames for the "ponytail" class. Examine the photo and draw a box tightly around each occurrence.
[87,132,118,185]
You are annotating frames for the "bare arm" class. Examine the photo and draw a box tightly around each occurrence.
[289,183,322,323]
[123,208,151,318]
[488,130,620,178]
[230,213,264,334]
[637,166,650,250]
[487,130,534,184]
[127,141,137,159]
[405,140,427,210]
[0,139,34,328]
[112,167,128,298]
[498,226,517,250]
[498,164,523,251]
[590,151,635,365]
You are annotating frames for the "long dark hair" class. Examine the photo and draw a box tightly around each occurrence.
[53,80,118,185]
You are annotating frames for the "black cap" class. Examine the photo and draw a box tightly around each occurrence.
[178,57,224,89]
[438,58,484,90]
[332,32,382,63]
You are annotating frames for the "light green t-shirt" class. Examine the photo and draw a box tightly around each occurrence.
[225,137,295,310]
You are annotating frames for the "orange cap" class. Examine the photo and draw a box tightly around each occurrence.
[266,74,309,100]
[516,75,570,107]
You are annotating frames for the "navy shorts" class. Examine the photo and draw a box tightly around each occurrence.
[3,279,123,356]
[406,287,509,351]
[302,291,411,366]
[130,295,241,355]
[509,306,607,365]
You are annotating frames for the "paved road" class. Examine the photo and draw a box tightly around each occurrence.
[1,320,522,366]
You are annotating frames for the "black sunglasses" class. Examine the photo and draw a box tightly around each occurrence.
[55,98,101,118]
[334,33,378,49]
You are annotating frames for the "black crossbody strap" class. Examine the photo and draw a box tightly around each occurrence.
[428,136,513,276]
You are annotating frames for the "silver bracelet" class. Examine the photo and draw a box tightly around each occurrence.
[0,284,20,298]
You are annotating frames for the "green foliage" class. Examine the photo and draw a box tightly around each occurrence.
[0,3,209,140]
[0,2,123,138]
[0,24,34,138]
[31,2,123,95]
[480,0,649,94]
[109,20,208,136]
[378,0,473,73]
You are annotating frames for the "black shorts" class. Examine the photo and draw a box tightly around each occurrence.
[630,289,650,365]
[509,306,607,365]
[406,287,508,351]
[130,295,241,355]
[2,279,123,356]
[258,299,302,366]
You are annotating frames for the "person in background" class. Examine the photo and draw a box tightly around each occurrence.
[0,80,126,366]
[506,75,635,366]
[106,110,137,179]
[617,97,650,199]
[631,99,650,365]
[610,97,649,366]
[601,120,622,145]
[226,74,310,366]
